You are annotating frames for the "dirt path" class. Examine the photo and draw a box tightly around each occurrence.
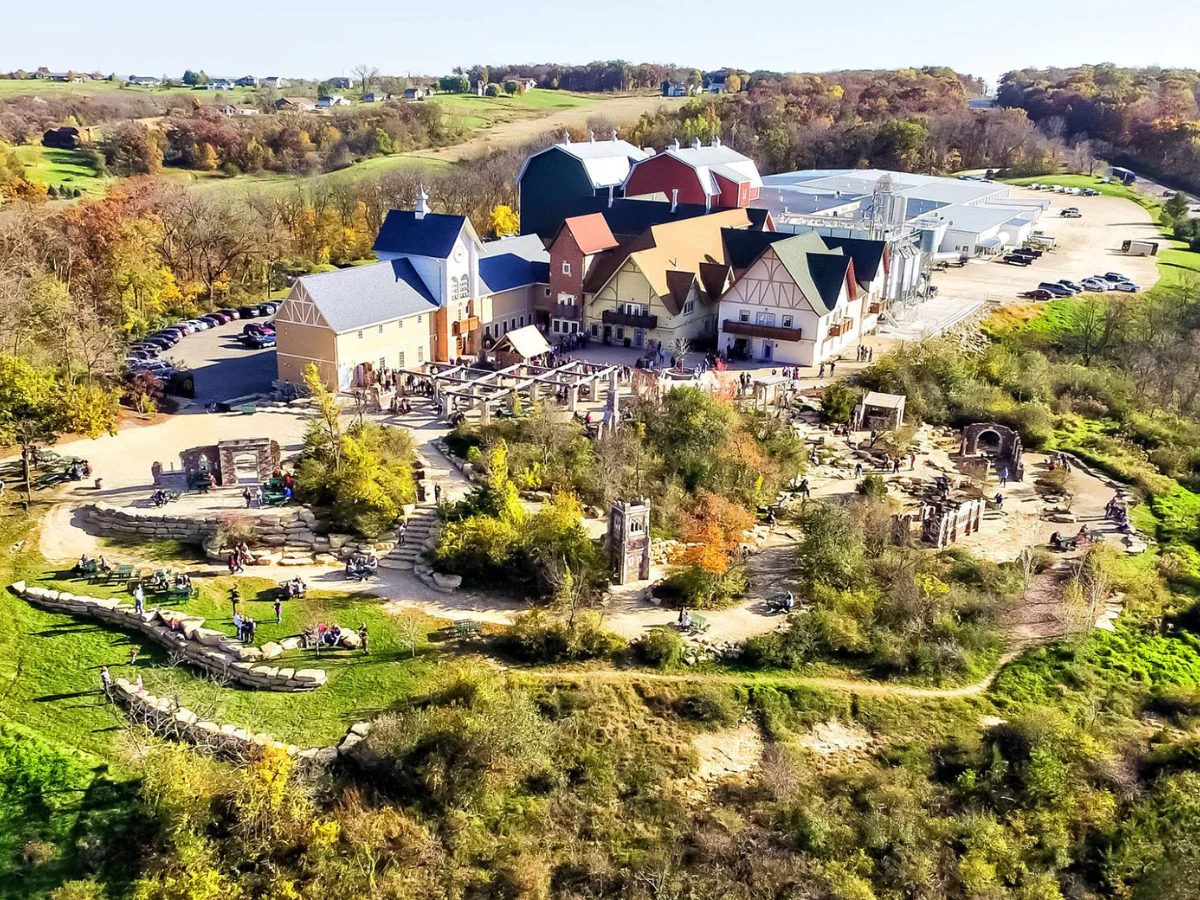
[409,94,686,162]
[515,647,1028,699]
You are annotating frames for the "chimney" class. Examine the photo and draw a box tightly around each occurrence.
[415,185,429,220]
[669,137,680,151]
[691,137,702,150]
[671,189,678,212]
[562,131,571,144]
[611,129,619,143]
[712,136,722,147]
[608,185,614,208]
[588,130,595,143]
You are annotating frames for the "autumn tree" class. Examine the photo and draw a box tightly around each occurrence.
[678,491,753,576]
[488,204,519,237]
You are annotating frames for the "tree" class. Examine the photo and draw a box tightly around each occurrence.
[439,75,469,94]
[678,491,752,576]
[1165,191,1192,222]
[102,122,163,176]
[725,73,742,93]
[488,204,519,237]
[1063,296,1108,366]
[0,355,117,505]
[352,64,380,97]
[820,382,859,425]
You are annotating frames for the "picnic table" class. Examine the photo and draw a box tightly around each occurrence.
[453,619,482,640]
[112,564,135,582]
[240,404,257,416]
[168,585,197,602]
[262,490,288,507]
[76,560,99,578]
[688,614,709,635]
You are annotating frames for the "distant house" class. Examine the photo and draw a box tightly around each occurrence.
[521,78,537,91]
[317,94,351,108]
[262,76,288,88]
[235,75,258,87]
[127,75,162,87]
[402,87,425,101]
[42,125,97,150]
[967,98,995,109]
[661,81,690,97]
[219,104,260,117]
[47,72,87,83]
[327,76,353,90]
[206,77,235,90]
[705,77,727,94]
[274,96,316,111]
[362,92,392,103]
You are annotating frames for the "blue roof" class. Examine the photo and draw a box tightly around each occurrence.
[373,210,467,258]
[297,259,437,333]
[479,254,549,293]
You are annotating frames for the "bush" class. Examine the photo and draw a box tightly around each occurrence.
[502,611,626,663]
[856,473,888,499]
[635,627,684,668]
[673,685,741,727]
[820,382,859,425]
[655,564,748,609]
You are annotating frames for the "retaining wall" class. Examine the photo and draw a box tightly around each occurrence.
[10,581,325,691]
[107,677,367,764]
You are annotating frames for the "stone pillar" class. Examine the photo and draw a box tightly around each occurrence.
[568,386,578,412]
[479,398,490,426]
[530,382,539,404]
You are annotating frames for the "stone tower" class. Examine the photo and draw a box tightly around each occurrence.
[609,499,651,585]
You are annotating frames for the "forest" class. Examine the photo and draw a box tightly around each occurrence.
[998,65,1200,193]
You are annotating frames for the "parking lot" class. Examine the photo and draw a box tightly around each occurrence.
[931,187,1162,302]
[162,318,277,407]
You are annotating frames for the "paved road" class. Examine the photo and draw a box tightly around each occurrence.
[164,319,277,408]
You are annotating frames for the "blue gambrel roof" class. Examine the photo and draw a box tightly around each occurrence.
[479,255,549,293]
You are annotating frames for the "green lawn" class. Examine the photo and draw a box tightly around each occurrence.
[427,89,599,129]
[0,510,456,754]
[14,145,109,198]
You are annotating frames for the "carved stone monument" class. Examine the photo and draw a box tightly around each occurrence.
[609,499,651,585]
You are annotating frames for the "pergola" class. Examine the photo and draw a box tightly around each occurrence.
[398,359,623,427]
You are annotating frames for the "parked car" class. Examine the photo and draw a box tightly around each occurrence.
[1058,279,1084,292]
[1081,188,1101,196]
[1081,278,1111,292]
[173,322,196,335]
[218,308,239,320]
[261,302,279,315]
[138,337,171,350]
[1013,247,1042,258]
[1038,282,1074,297]
[1114,281,1141,293]
[199,314,224,327]
[1020,289,1055,300]
[150,331,181,345]
[1003,254,1032,266]
[185,319,209,331]
[236,305,260,318]
[1104,272,1129,282]
[1061,208,1082,218]
[246,332,276,349]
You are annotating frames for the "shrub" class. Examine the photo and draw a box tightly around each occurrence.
[820,382,859,425]
[656,564,748,609]
[502,611,626,663]
[213,510,257,549]
[673,685,741,727]
[635,627,684,668]
[856,473,888,499]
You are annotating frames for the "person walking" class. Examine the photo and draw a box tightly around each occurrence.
[100,665,112,693]
[133,583,145,615]
[274,598,283,625]
[233,611,244,641]
[398,521,407,547]
[828,360,836,376]
[359,623,370,654]
[434,482,442,504]
[910,452,916,470]
[242,486,252,508]
[818,363,826,378]
[854,462,863,478]
[999,466,1008,487]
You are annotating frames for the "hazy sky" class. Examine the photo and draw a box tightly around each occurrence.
[2,0,1194,85]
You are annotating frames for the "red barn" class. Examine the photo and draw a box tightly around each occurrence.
[623,138,762,210]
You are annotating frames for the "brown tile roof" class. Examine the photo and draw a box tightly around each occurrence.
[560,213,618,255]
[698,262,733,299]
[663,270,697,316]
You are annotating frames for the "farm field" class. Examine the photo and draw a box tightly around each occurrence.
[13,144,109,197]
[0,77,259,101]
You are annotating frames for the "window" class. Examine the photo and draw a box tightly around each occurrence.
[739,310,750,323]
[591,323,599,337]
[510,318,516,330]
[616,327,624,340]
[552,321,560,333]
[782,315,793,328]
[379,357,385,369]
[357,330,364,340]
[484,325,491,338]
[755,311,776,327]
[519,315,525,327]
[417,346,424,363]
[562,261,571,276]
[642,305,649,316]
[378,325,384,334]
[683,300,695,315]
[397,351,406,368]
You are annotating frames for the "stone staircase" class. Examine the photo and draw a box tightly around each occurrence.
[379,504,440,570]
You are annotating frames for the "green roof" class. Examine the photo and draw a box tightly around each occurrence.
[768,234,850,315]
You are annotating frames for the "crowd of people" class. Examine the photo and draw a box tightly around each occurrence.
[346,554,379,581]
[228,542,256,574]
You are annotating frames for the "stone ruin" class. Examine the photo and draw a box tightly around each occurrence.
[920,497,985,549]
[959,423,1024,481]
[153,437,281,488]
[609,499,651,585]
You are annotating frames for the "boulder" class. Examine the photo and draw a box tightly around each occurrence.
[432,572,462,590]
[259,641,284,660]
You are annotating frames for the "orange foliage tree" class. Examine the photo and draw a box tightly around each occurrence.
[678,490,754,576]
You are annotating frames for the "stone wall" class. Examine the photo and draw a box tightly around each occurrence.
[10,582,326,691]
[106,677,367,765]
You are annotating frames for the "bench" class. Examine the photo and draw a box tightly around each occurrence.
[168,586,196,603]
[113,564,135,582]
[453,619,482,640]
[262,491,288,507]
[240,404,257,416]
[689,614,709,635]
[76,561,99,579]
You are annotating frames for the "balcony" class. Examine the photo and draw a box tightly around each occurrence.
[603,309,659,330]
[451,316,479,337]
[722,319,803,342]
[868,301,886,315]
[827,320,853,338]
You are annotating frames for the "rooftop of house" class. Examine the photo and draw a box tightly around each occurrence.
[478,233,548,263]
[557,213,619,254]
[519,135,649,190]
[295,259,437,333]
[373,209,470,259]
[720,228,853,314]
[479,254,550,293]
[630,139,764,197]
